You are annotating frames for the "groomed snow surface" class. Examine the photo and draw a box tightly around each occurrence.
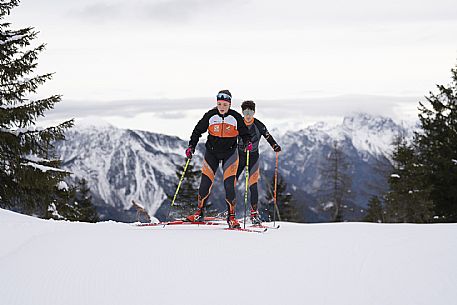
[1,208,456,305]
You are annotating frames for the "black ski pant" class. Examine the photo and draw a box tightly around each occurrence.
[197,148,239,216]
[236,150,260,211]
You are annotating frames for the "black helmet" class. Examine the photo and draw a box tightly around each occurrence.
[217,90,232,102]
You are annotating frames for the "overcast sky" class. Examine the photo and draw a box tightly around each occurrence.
[7,0,457,137]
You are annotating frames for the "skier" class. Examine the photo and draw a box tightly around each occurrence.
[236,100,281,224]
[185,90,252,228]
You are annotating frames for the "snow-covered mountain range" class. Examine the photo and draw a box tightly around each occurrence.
[55,113,413,222]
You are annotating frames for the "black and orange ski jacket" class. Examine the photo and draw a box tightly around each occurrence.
[189,108,251,153]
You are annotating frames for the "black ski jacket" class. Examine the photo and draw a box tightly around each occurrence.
[237,118,278,153]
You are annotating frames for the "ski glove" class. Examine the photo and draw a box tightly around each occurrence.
[185,146,195,159]
[244,142,253,152]
[272,143,281,152]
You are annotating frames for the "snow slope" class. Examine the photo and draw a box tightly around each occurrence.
[1,208,456,305]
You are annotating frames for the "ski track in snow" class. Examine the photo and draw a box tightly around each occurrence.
[1,209,457,305]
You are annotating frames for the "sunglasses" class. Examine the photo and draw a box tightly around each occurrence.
[242,109,255,116]
[217,93,232,100]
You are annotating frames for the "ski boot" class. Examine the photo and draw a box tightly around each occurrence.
[227,214,241,229]
[250,209,262,225]
[186,208,204,222]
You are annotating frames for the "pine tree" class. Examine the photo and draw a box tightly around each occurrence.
[318,141,353,222]
[363,196,385,223]
[264,173,301,222]
[45,181,76,220]
[44,179,98,222]
[0,0,74,215]
[384,136,434,223]
[167,162,200,219]
[415,64,457,222]
[74,178,98,222]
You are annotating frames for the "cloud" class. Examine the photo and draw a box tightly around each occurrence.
[66,0,457,27]
[139,0,234,23]
[19,0,457,29]
[293,0,457,24]
[68,0,245,24]
[46,98,212,119]
[45,94,421,122]
[260,95,418,117]
[67,2,124,23]
[38,94,422,139]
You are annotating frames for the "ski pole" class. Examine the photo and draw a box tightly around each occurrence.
[167,157,191,220]
[244,149,250,229]
[273,151,280,227]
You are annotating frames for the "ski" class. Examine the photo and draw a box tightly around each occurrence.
[137,221,277,230]
[135,220,267,233]
[203,216,226,222]
[237,219,280,229]
[225,227,267,233]
[136,220,226,227]
[249,224,280,230]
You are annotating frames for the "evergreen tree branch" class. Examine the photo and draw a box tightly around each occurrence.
[0,44,45,83]
[0,73,54,105]
[0,0,20,18]
[0,95,62,128]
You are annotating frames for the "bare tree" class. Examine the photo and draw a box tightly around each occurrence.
[318,141,353,222]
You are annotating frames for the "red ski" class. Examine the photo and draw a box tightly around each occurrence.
[135,220,267,233]
[136,220,225,227]
[225,227,267,233]
[249,224,280,230]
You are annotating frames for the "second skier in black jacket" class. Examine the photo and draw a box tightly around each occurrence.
[236,100,281,224]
